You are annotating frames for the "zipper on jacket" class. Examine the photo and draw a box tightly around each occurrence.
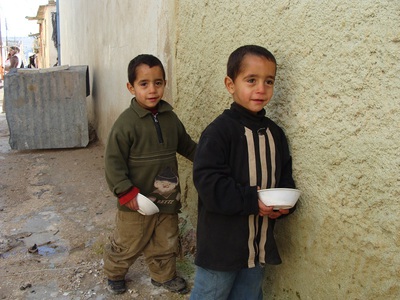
[152,113,164,143]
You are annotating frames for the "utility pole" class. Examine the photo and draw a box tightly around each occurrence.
[0,14,3,81]
[5,18,8,48]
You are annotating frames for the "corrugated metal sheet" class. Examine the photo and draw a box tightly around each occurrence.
[4,65,90,150]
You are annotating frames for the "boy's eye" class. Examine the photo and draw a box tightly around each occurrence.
[247,78,256,84]
[155,81,164,86]
[266,80,274,85]
[140,82,148,87]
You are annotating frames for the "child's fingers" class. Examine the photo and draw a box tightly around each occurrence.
[125,198,139,211]
[258,200,273,216]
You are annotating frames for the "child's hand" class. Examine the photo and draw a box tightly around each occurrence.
[124,196,139,211]
[258,200,289,219]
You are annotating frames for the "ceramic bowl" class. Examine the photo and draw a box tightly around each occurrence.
[257,188,301,209]
[137,193,159,215]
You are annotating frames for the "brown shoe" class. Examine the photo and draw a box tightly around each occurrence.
[151,276,189,294]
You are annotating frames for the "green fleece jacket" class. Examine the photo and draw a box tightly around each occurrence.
[105,98,196,213]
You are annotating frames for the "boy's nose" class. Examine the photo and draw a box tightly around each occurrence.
[149,83,157,92]
[256,83,266,94]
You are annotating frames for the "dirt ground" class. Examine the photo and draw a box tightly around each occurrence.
[0,88,195,300]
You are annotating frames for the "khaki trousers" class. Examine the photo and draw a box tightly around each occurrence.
[103,211,179,283]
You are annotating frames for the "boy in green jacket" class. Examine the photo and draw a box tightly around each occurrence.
[103,54,196,295]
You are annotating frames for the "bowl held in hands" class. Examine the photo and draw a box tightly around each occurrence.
[137,193,159,215]
[257,188,301,209]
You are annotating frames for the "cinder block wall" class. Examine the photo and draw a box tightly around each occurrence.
[59,0,400,298]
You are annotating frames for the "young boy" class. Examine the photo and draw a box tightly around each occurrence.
[190,45,296,299]
[103,54,196,295]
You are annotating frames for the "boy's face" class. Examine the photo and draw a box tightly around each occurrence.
[127,64,166,109]
[225,54,276,114]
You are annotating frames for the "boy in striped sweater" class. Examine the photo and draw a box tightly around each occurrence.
[191,45,297,300]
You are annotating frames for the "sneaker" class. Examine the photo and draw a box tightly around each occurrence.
[107,279,126,294]
[151,276,188,294]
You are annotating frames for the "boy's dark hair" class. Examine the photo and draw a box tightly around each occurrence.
[227,45,276,81]
[127,54,166,84]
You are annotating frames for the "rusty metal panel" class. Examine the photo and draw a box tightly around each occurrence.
[4,66,90,150]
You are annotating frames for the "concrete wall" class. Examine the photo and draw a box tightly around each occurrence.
[59,0,400,298]
[58,0,176,144]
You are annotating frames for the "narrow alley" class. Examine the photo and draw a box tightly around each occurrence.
[0,87,193,300]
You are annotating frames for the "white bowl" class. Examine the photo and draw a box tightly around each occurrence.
[257,188,301,209]
[137,193,159,215]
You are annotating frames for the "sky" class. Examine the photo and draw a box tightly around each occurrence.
[0,0,50,38]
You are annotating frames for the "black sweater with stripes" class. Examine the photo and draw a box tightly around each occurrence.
[193,102,296,271]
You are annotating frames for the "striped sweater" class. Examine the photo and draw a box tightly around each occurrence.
[193,102,296,271]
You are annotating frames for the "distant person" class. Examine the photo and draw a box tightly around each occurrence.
[1,53,10,79]
[11,46,24,68]
[190,45,297,299]
[4,52,12,74]
[28,53,38,68]
[2,47,24,113]
[4,46,23,73]
[103,54,196,295]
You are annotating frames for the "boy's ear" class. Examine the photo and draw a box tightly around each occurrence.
[224,76,235,95]
[127,82,135,95]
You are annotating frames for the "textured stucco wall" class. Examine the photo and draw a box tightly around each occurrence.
[176,0,399,299]
[58,0,399,298]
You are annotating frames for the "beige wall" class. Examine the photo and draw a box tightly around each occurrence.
[59,0,400,298]
[176,1,399,298]
[37,3,57,68]
[58,0,176,144]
